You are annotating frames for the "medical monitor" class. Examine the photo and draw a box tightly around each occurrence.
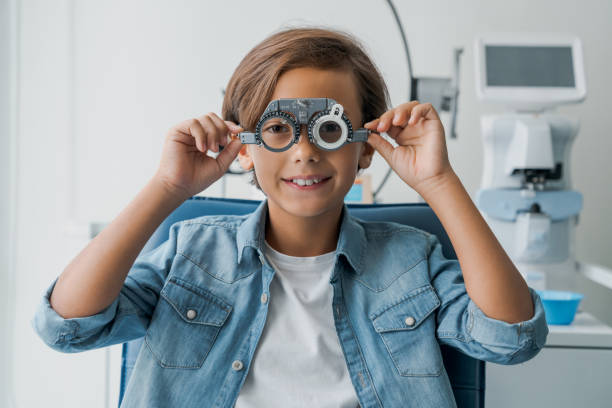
[475,34,586,111]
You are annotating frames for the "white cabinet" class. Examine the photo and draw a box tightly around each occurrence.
[486,312,612,407]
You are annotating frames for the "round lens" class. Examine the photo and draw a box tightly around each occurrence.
[260,117,294,150]
[318,120,342,143]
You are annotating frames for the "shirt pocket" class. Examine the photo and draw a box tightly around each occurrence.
[370,284,442,377]
[145,276,232,369]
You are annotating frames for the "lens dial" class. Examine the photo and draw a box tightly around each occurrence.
[309,104,352,151]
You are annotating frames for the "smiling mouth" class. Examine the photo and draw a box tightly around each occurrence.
[282,176,332,189]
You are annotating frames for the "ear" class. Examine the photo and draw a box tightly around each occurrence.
[357,141,375,170]
[238,144,254,171]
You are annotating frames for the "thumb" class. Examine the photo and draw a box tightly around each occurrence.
[367,132,395,166]
[215,138,243,172]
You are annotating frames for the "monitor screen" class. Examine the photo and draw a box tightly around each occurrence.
[485,45,575,87]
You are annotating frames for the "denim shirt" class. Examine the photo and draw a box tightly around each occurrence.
[32,199,548,407]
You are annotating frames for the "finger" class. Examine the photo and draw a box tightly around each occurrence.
[214,137,243,173]
[200,115,220,153]
[375,110,396,133]
[173,118,207,152]
[391,107,410,127]
[389,101,417,127]
[386,126,403,140]
[408,103,440,125]
[388,120,425,140]
[366,131,395,166]
[363,118,380,130]
[208,113,231,147]
[365,118,402,141]
[165,125,193,144]
[384,115,413,141]
[368,101,420,133]
[224,120,244,134]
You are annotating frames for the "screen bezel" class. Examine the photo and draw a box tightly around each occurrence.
[474,33,586,109]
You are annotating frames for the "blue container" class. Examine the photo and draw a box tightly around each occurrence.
[536,290,584,325]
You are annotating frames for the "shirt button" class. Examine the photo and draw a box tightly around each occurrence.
[405,316,416,326]
[186,309,197,320]
[232,360,244,371]
[260,293,268,304]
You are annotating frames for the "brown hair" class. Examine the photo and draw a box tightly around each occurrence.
[222,26,390,189]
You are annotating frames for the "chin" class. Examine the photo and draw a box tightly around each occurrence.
[273,194,344,219]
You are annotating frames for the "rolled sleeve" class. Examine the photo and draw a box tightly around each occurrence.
[31,277,122,352]
[466,287,548,364]
[31,221,181,353]
[427,233,548,365]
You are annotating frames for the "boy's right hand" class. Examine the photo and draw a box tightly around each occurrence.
[154,112,244,199]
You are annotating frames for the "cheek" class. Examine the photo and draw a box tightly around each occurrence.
[252,151,279,185]
[335,147,362,173]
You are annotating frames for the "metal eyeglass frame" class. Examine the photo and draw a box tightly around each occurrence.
[238,98,370,152]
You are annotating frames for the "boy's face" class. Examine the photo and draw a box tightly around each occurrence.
[238,67,375,218]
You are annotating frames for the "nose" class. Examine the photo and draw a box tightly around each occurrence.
[291,124,320,163]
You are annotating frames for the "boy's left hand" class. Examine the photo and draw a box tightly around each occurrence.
[364,101,455,195]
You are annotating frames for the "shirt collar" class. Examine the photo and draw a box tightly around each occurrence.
[236,199,268,265]
[335,203,367,275]
[236,199,366,275]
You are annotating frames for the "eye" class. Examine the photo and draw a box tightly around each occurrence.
[266,124,290,133]
[262,118,292,134]
[322,123,341,132]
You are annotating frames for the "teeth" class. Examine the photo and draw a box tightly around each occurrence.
[291,178,323,186]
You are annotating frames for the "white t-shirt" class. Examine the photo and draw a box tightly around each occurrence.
[234,240,359,408]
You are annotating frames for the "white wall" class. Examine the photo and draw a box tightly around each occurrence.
[6,0,612,407]
[1,1,18,407]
